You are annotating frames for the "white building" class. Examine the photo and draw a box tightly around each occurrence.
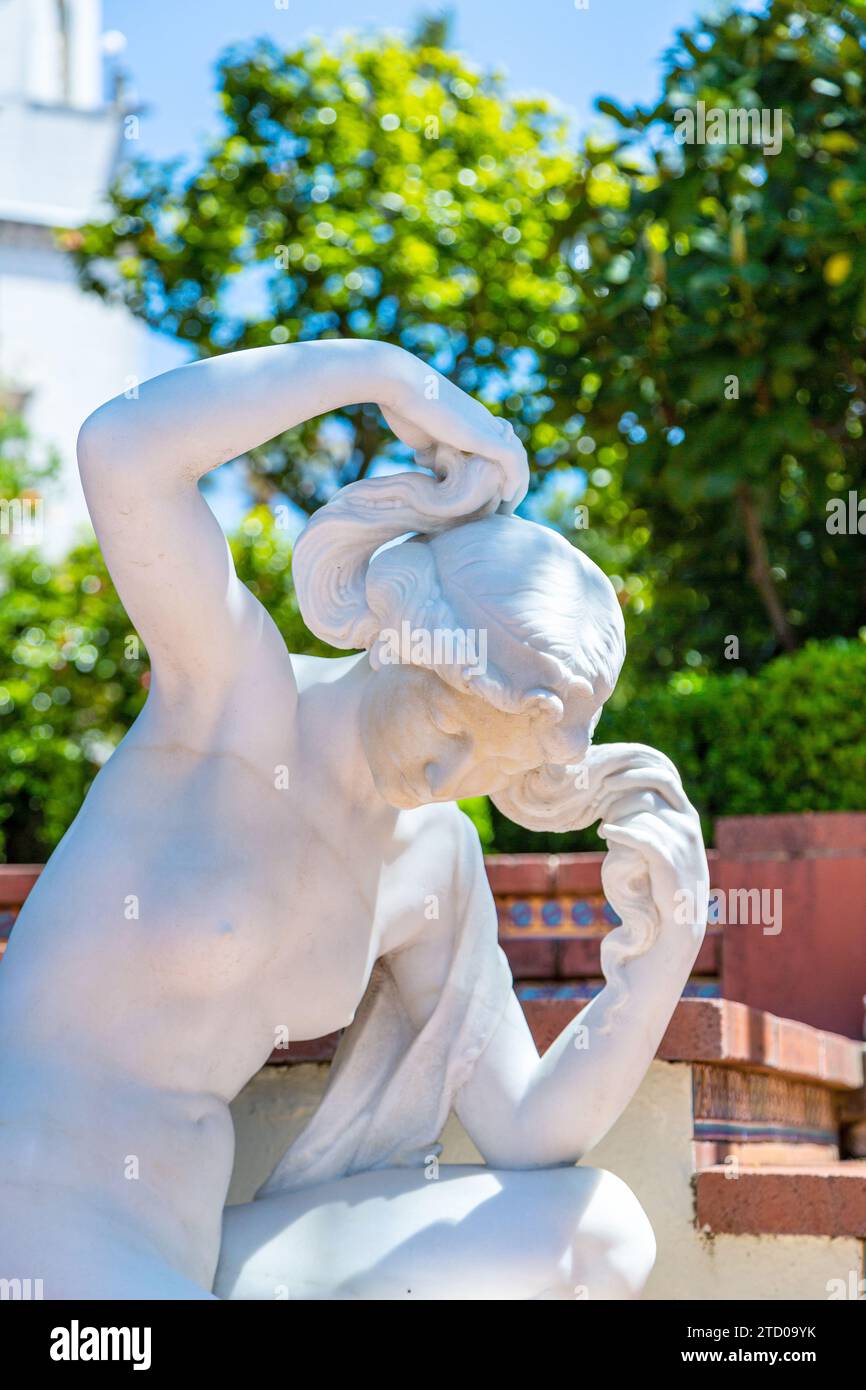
[0,0,181,549]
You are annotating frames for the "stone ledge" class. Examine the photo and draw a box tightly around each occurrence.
[659,999,864,1091]
[484,854,561,895]
[267,998,864,1091]
[0,865,41,907]
[696,1162,866,1237]
[520,996,862,1090]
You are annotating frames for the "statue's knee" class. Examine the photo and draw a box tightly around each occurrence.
[566,1167,656,1301]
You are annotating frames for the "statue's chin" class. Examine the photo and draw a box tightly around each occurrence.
[383,790,422,811]
[372,766,430,811]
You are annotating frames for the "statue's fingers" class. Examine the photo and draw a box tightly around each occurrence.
[588,742,680,780]
[587,765,690,816]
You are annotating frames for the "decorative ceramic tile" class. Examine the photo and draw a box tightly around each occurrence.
[692,1062,837,1146]
[497,893,621,937]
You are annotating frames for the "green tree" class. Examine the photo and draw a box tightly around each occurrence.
[553,0,866,675]
[70,27,576,512]
[0,405,56,527]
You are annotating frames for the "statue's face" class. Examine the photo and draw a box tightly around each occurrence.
[361,663,594,810]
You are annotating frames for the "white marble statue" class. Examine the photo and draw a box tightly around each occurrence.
[0,341,708,1300]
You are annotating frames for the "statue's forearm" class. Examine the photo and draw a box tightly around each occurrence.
[524,916,702,1161]
[473,744,709,1165]
[77,339,410,483]
[459,753,708,1170]
[458,911,702,1171]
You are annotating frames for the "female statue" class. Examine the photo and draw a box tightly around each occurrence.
[0,341,707,1299]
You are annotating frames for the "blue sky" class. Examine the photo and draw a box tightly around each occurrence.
[103,0,769,161]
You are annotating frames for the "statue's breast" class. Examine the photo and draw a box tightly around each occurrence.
[254,822,385,1040]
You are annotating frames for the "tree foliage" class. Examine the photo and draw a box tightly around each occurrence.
[70,28,576,511]
[553,0,866,674]
[71,4,866,680]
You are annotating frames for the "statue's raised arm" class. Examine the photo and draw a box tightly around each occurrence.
[77,341,527,716]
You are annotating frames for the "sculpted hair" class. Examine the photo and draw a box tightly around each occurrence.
[365,516,624,765]
[292,445,507,651]
[293,444,625,767]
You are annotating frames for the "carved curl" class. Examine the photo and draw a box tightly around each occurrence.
[492,746,686,1033]
[292,446,510,650]
[296,472,625,773]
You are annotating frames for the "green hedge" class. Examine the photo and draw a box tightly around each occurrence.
[482,638,866,853]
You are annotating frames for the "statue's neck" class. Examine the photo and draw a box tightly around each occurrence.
[293,652,395,823]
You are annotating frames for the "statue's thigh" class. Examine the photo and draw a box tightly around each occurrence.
[217,1164,654,1301]
[0,1184,215,1301]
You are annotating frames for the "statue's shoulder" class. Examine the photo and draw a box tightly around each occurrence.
[378,800,497,966]
[379,802,491,945]
[396,799,485,873]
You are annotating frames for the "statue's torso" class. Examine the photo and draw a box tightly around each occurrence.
[0,657,461,1286]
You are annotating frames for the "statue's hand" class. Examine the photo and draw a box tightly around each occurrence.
[584,744,709,945]
[379,354,528,511]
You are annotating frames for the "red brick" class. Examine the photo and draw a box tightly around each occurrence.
[696,1162,866,1237]
[0,866,41,907]
[717,846,866,1039]
[694,932,722,975]
[558,938,603,978]
[501,938,558,979]
[269,1035,339,1064]
[484,854,555,895]
[716,811,866,856]
[521,998,584,1055]
[660,999,863,1091]
[554,854,605,894]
